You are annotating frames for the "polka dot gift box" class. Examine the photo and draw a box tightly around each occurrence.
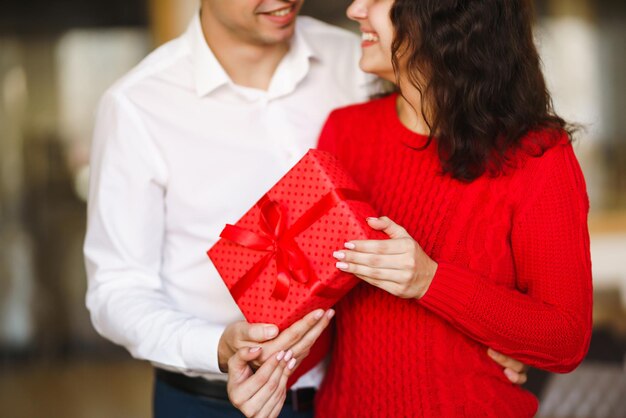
[207,149,385,331]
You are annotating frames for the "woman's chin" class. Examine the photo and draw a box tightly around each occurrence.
[358,62,394,81]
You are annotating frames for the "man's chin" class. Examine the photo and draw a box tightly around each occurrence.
[257,27,297,46]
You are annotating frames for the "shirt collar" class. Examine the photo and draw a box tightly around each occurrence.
[188,13,230,97]
[187,13,319,99]
[266,20,316,100]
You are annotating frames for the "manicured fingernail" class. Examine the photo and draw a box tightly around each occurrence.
[314,310,324,320]
[276,350,285,361]
[504,369,516,380]
[366,217,378,222]
[284,350,293,362]
[288,358,297,370]
[326,309,335,319]
[333,251,345,260]
[250,346,262,353]
[336,262,349,270]
[265,326,278,339]
[344,242,356,250]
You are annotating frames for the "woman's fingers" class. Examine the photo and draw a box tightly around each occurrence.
[344,237,411,255]
[228,349,283,411]
[241,354,288,417]
[254,309,329,367]
[227,346,263,384]
[270,309,326,349]
[256,369,290,418]
[335,253,416,296]
[267,390,288,418]
[336,260,412,283]
[365,216,410,239]
[227,346,299,417]
[338,220,437,300]
[334,250,411,270]
[287,309,334,362]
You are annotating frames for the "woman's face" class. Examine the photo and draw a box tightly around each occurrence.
[347,0,396,82]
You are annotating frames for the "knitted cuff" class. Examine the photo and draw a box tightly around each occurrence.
[419,262,480,320]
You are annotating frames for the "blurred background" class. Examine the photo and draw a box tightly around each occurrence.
[0,0,625,417]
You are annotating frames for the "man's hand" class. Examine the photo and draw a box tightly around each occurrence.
[218,308,335,372]
[488,349,529,385]
[218,321,280,372]
[227,347,296,418]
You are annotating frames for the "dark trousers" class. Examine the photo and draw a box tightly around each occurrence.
[153,375,314,418]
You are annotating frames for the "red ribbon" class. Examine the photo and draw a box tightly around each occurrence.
[220,188,365,301]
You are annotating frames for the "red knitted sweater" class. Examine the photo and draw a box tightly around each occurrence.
[314,94,592,418]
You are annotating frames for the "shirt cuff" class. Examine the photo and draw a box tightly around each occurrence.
[419,262,480,319]
[181,321,228,375]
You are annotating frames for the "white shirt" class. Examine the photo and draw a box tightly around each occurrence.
[84,13,373,387]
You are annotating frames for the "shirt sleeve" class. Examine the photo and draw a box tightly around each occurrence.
[419,144,593,373]
[84,91,226,375]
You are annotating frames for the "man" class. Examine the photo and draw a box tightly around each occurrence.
[84,1,528,417]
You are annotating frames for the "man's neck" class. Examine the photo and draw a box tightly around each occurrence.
[200,10,291,91]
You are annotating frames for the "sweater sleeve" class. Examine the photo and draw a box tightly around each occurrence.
[419,144,592,373]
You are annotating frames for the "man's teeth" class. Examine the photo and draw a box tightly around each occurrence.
[362,32,379,42]
[269,7,292,17]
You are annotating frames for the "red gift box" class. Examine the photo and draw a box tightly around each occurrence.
[207,149,384,330]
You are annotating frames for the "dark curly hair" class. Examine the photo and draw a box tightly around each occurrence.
[390,0,573,181]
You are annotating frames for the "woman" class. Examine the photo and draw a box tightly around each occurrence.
[314,0,592,416]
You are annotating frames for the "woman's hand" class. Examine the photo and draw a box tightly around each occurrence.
[227,347,297,418]
[218,308,334,372]
[335,218,531,385]
[333,217,437,299]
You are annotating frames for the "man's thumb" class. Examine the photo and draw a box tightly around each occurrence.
[247,323,279,342]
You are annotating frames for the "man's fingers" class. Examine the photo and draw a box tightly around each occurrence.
[244,323,280,343]
[487,349,529,385]
[487,349,526,373]
[504,368,528,385]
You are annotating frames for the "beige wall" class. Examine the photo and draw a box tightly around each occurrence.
[148,0,199,46]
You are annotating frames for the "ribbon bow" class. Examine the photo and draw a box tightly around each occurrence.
[220,188,365,301]
[221,196,313,300]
